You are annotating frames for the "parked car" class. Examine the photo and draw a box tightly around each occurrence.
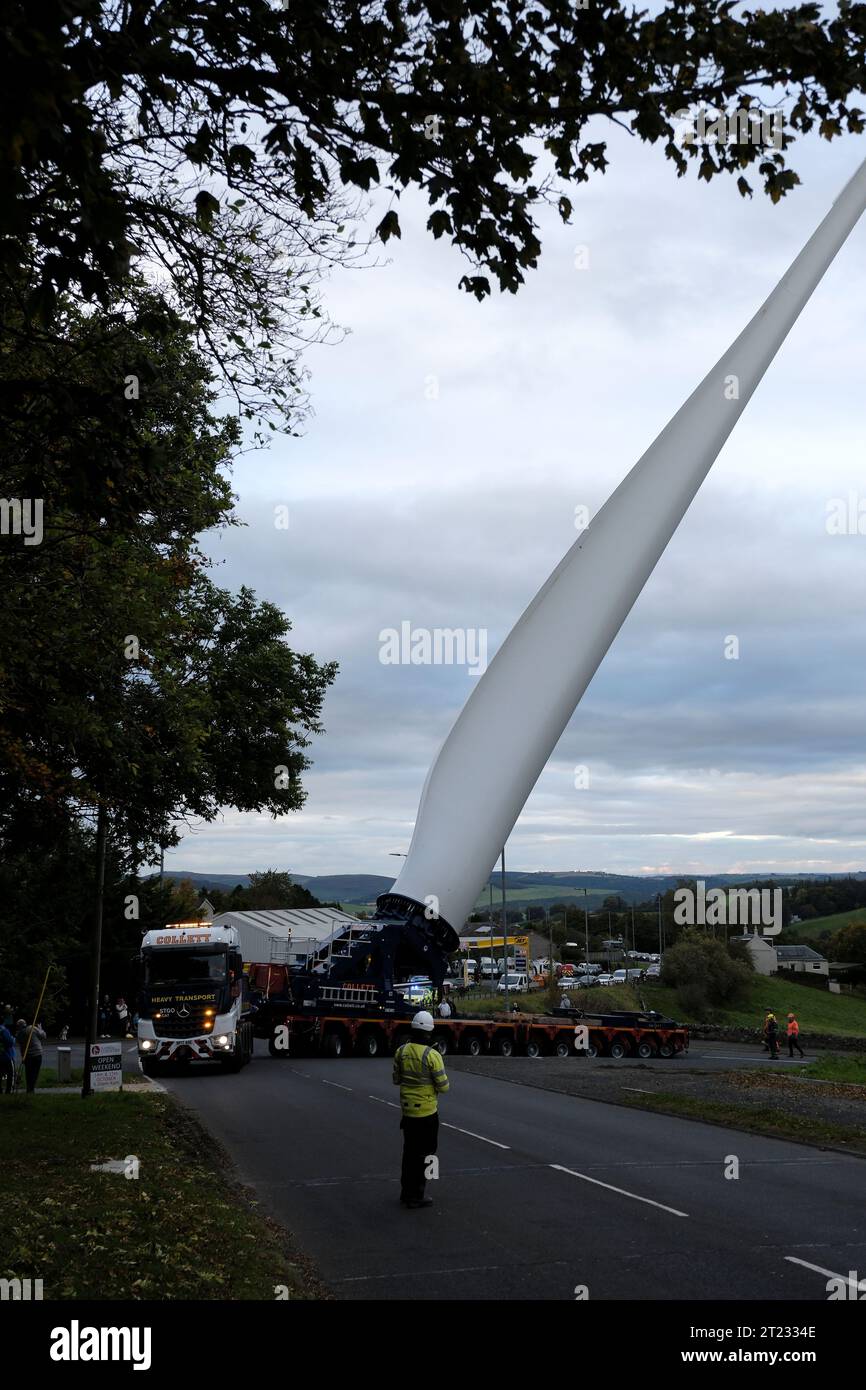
[645,964,661,978]
[595,974,615,986]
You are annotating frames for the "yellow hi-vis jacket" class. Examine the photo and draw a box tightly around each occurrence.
[392,1039,449,1118]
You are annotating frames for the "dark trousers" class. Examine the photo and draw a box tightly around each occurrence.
[767,1035,779,1057]
[400,1113,439,1202]
[788,1036,804,1058]
[23,1055,41,1093]
[0,1054,13,1093]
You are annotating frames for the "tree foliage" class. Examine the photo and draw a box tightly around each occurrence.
[661,930,753,1014]
[4,1,866,426]
[0,278,338,869]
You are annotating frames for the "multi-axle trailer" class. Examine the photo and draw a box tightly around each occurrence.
[253,992,689,1063]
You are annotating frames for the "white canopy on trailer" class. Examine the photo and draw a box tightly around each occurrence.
[210,908,362,966]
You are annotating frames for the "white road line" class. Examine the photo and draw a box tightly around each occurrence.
[622,1087,655,1093]
[368,1094,400,1108]
[289,1068,311,1078]
[322,1079,352,1092]
[784,1256,866,1291]
[550,1163,689,1217]
[442,1123,510,1150]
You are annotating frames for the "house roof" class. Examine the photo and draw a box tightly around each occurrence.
[775,945,826,961]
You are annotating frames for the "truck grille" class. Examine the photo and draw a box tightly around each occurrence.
[152,1008,211,1039]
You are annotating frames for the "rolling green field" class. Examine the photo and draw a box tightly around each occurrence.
[781,906,866,942]
[641,975,866,1037]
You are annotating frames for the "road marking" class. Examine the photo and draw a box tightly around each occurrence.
[322,1079,352,1092]
[442,1123,510,1150]
[784,1256,866,1291]
[550,1164,689,1217]
[368,1095,400,1108]
[621,1087,655,1093]
[289,1068,311,1078]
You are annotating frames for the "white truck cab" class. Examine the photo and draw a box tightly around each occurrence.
[137,923,253,1074]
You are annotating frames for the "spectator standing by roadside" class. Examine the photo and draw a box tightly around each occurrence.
[15,1019,46,1093]
[99,994,111,1038]
[0,1018,15,1094]
[765,1012,779,1060]
[115,997,131,1037]
[787,1012,805,1058]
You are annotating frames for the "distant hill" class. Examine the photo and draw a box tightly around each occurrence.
[155,867,866,911]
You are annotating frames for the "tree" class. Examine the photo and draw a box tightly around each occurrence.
[830,922,866,965]
[0,279,338,869]
[4,1,866,427]
[236,871,321,911]
[661,931,753,1015]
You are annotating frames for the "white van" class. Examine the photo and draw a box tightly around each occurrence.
[496,972,529,993]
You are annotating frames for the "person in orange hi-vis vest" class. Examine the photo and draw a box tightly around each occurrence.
[786,1013,805,1059]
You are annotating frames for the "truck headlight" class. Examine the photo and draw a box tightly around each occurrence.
[214,1034,233,1049]
[140,1039,154,1052]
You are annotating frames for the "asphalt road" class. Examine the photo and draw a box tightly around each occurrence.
[159,1045,865,1302]
[40,1038,826,1073]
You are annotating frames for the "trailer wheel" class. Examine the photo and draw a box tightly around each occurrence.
[637,1039,657,1059]
[432,1034,449,1056]
[495,1034,514,1057]
[525,1039,542,1058]
[585,1039,600,1058]
[356,1029,380,1058]
[609,1036,631,1060]
[462,1034,482,1057]
[554,1036,571,1058]
[658,1041,674,1059]
[325,1032,344,1058]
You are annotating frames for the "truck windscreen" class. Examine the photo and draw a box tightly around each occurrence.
[144,949,227,985]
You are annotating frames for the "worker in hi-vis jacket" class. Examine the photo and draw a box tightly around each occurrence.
[392,1010,449,1208]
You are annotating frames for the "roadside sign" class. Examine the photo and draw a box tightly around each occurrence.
[90,1041,123,1092]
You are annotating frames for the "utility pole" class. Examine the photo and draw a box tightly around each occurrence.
[657,893,663,958]
[82,804,108,1100]
[583,888,590,966]
[500,846,508,1008]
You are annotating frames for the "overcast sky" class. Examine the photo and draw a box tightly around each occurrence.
[166,119,866,884]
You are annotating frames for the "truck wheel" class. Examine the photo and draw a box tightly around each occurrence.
[495,1035,514,1057]
[268,1030,288,1058]
[658,1041,674,1058]
[141,1059,158,1078]
[432,1035,449,1056]
[585,1039,600,1058]
[637,1039,657,1059]
[356,1029,380,1058]
[525,1039,542,1058]
[325,1032,344,1058]
[554,1037,571,1058]
[462,1035,482,1057]
[609,1037,631,1060]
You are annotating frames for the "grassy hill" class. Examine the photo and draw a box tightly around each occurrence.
[781,907,866,943]
[641,976,866,1038]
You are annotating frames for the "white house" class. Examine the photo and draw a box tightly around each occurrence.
[775,945,829,977]
[731,934,778,975]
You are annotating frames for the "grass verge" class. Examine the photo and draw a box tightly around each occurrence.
[0,1091,321,1300]
[619,1090,866,1154]
[799,1053,866,1084]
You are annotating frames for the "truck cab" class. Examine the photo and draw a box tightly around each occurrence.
[137,923,253,1074]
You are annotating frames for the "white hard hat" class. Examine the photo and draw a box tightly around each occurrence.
[412,1010,435,1032]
